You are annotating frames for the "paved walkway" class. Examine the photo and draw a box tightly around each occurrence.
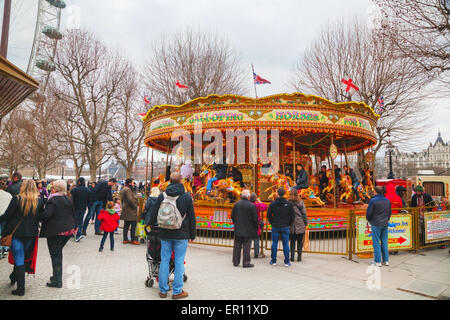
[0,228,448,300]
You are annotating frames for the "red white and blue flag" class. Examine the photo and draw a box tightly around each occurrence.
[253,72,271,85]
[376,96,385,114]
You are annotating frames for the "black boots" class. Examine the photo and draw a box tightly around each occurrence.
[47,266,62,288]
[9,266,16,286]
[11,265,25,296]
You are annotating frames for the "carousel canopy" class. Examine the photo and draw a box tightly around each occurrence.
[143,92,379,155]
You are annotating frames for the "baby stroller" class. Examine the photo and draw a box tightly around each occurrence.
[144,225,187,288]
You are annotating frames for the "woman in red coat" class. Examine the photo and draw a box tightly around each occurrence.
[384,183,403,214]
[98,201,120,252]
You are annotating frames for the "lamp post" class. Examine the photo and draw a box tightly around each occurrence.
[387,141,395,179]
[61,166,64,180]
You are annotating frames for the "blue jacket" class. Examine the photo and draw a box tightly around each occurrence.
[366,194,392,227]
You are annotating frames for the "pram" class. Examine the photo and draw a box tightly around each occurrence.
[144,225,188,288]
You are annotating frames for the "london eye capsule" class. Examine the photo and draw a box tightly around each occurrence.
[42,26,63,40]
[45,0,66,9]
[36,60,56,72]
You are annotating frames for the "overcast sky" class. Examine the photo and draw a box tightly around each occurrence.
[3,0,449,155]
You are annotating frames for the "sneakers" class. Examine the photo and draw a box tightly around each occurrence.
[285,262,291,267]
[172,290,189,299]
[75,235,84,242]
[382,261,389,266]
[369,261,382,267]
[270,261,276,266]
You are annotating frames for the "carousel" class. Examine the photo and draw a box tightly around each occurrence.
[142,92,379,231]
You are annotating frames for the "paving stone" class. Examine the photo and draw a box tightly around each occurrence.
[399,279,448,298]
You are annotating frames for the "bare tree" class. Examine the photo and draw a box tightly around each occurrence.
[108,64,146,179]
[375,0,450,91]
[0,110,28,176]
[290,19,433,164]
[51,30,127,181]
[143,28,247,106]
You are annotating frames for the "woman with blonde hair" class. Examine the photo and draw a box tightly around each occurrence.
[288,188,308,262]
[143,187,161,225]
[39,180,77,288]
[0,180,43,296]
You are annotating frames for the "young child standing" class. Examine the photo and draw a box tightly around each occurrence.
[98,201,120,252]
[114,198,121,234]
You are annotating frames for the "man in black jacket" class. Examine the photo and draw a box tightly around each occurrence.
[267,188,294,267]
[294,165,308,190]
[150,172,195,300]
[71,177,91,242]
[366,186,392,267]
[231,190,258,268]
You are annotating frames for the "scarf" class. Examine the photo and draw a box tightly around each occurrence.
[48,192,66,200]
[107,209,116,215]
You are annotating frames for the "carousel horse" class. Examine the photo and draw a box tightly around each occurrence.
[310,175,321,196]
[196,165,241,203]
[339,174,354,202]
[357,183,371,202]
[157,174,170,192]
[299,187,325,206]
[264,173,294,200]
[181,178,193,194]
[322,169,335,205]
[364,169,375,196]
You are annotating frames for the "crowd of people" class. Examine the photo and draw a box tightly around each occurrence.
[0,165,445,299]
[0,171,155,296]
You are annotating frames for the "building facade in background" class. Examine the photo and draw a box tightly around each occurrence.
[384,132,450,179]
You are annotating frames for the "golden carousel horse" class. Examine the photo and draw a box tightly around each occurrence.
[322,169,335,205]
[156,174,192,195]
[339,174,354,202]
[195,165,242,203]
[309,175,321,196]
[299,187,325,206]
[363,169,375,196]
[264,173,294,200]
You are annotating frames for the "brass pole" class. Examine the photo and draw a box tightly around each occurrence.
[0,0,11,58]
[164,142,170,182]
[144,146,149,197]
[293,137,296,182]
[331,135,337,209]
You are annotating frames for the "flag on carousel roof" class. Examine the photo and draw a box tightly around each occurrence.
[341,78,359,94]
[175,80,188,92]
[253,72,271,85]
[376,96,385,115]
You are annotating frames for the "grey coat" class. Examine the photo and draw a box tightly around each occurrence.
[289,199,308,234]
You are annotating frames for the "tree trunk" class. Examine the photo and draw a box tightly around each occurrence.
[126,166,133,180]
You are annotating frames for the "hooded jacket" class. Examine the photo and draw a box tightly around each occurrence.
[98,209,120,232]
[149,183,196,240]
[384,183,403,214]
[267,197,294,229]
[6,180,22,197]
[366,193,392,227]
[119,186,138,221]
[70,178,91,212]
[93,180,112,203]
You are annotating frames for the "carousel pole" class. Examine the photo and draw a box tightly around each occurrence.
[343,141,349,167]
[145,146,149,197]
[331,135,337,209]
[150,148,154,185]
[164,142,170,182]
[293,137,296,182]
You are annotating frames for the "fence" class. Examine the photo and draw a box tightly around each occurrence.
[190,204,449,260]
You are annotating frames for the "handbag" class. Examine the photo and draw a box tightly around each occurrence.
[0,218,24,247]
[302,229,310,251]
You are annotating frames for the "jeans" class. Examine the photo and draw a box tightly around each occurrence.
[159,239,188,295]
[371,225,389,263]
[11,237,33,266]
[271,226,290,264]
[253,236,260,257]
[100,232,114,249]
[353,181,360,200]
[123,221,137,242]
[206,177,218,191]
[83,201,102,233]
[75,208,87,238]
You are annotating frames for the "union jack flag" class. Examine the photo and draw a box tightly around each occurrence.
[253,72,271,85]
[377,96,385,114]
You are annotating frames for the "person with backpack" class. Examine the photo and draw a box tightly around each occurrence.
[98,201,120,252]
[150,172,196,300]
